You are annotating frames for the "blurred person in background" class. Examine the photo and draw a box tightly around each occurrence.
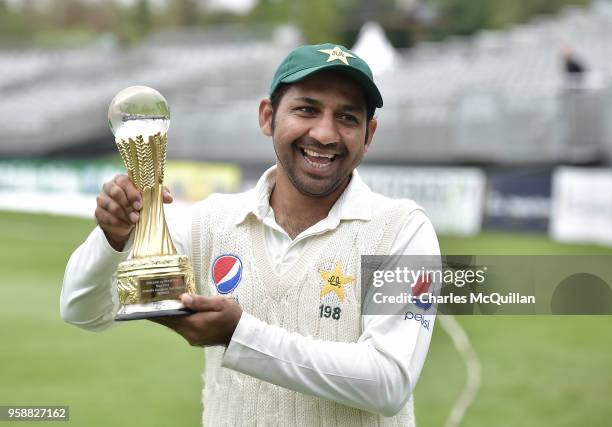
[61,43,440,426]
[561,42,588,88]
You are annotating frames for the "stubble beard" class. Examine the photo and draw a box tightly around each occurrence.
[273,138,352,198]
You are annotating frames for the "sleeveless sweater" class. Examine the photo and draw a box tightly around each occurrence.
[191,190,422,427]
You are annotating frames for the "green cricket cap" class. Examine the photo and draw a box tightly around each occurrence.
[270,43,383,112]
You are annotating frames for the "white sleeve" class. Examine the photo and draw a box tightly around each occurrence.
[222,210,440,417]
[60,202,193,331]
[59,226,131,331]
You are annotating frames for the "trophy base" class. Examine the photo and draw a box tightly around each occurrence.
[115,254,197,321]
[116,307,193,321]
[115,299,193,321]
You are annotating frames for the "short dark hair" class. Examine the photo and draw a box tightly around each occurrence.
[270,83,290,133]
[269,82,375,133]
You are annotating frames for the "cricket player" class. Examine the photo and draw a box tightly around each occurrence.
[61,43,440,426]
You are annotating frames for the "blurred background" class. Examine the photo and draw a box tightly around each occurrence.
[1,0,612,426]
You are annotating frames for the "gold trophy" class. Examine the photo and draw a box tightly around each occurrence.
[108,86,196,321]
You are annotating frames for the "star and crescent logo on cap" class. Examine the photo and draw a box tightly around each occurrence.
[318,46,355,66]
[319,262,355,302]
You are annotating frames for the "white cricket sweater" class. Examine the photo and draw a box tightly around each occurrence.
[191,190,423,427]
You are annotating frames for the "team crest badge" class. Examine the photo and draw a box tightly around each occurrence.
[319,262,354,302]
[212,254,243,294]
[317,46,355,65]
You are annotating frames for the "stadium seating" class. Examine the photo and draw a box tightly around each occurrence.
[1,5,611,165]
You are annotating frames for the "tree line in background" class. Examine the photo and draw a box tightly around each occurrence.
[0,0,593,48]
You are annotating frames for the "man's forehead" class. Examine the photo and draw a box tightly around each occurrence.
[283,71,367,109]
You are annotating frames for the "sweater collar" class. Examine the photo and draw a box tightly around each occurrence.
[234,165,373,226]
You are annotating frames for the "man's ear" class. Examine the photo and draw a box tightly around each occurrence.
[364,118,377,153]
[259,98,273,137]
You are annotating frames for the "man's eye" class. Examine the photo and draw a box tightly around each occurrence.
[339,114,358,124]
[296,106,316,114]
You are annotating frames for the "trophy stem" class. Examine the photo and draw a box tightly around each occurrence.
[132,183,177,258]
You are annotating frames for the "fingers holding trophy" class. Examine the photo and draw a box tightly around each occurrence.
[108,86,196,321]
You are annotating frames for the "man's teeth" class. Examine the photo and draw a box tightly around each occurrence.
[303,148,335,159]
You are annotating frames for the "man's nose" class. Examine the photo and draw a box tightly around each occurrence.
[309,113,340,145]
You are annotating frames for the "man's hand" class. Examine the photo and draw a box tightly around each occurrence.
[95,174,173,251]
[151,294,243,347]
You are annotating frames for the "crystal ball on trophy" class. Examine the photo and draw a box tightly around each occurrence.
[108,86,196,321]
[108,86,170,140]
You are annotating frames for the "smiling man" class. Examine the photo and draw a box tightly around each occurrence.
[61,43,440,426]
[264,65,378,238]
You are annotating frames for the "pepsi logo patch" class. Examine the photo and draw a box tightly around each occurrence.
[412,273,433,310]
[212,254,243,294]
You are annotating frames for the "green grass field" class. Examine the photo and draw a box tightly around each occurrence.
[1,211,611,427]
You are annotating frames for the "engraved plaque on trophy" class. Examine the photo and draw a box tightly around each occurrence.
[108,86,196,321]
